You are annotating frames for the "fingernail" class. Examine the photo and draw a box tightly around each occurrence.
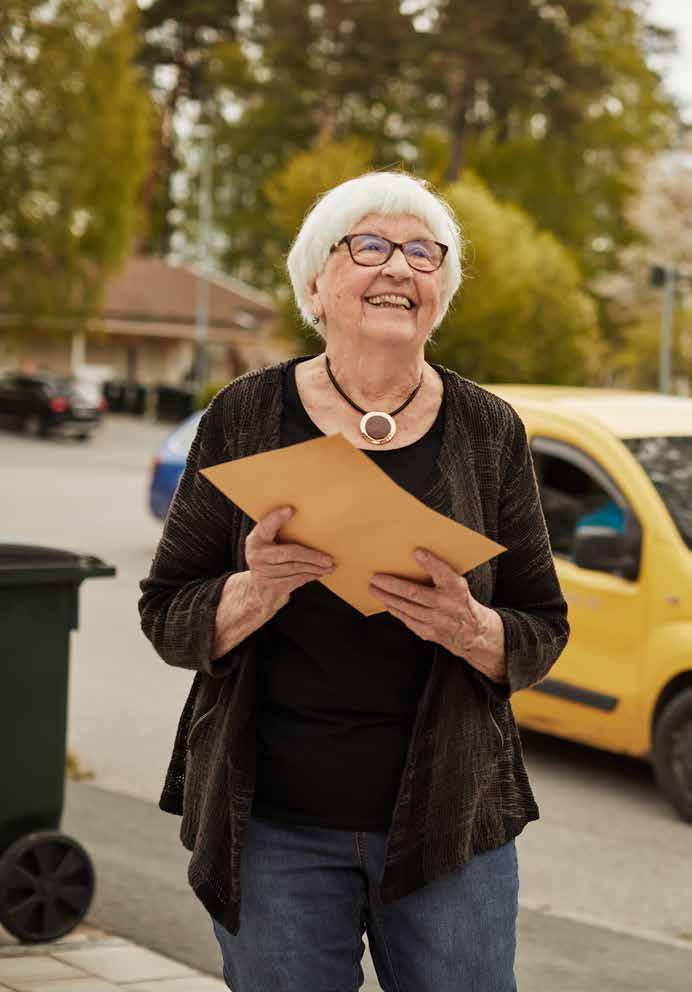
[414,549,427,560]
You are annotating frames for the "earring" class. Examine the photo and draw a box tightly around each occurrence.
[312,315,320,326]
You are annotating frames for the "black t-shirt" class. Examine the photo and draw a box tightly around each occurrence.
[252,357,445,830]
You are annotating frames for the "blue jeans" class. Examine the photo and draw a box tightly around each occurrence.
[211,814,519,991]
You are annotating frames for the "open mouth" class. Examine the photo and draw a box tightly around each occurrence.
[365,294,416,310]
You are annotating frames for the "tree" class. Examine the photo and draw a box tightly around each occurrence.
[0,1,151,342]
[264,136,374,352]
[592,141,692,389]
[194,0,678,304]
[129,0,682,390]
[262,141,603,383]
[430,174,603,384]
[405,1,605,181]
[414,1,677,287]
[136,0,241,254]
[209,0,419,289]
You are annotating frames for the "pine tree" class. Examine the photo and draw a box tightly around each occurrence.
[136,0,240,254]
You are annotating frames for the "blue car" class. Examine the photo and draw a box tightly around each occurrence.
[149,411,204,520]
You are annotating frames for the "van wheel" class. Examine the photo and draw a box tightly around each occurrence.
[652,688,692,822]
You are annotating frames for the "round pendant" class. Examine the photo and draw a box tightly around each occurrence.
[360,411,396,445]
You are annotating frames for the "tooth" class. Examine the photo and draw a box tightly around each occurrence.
[366,294,413,308]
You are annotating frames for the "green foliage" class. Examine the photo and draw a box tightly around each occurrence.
[426,174,604,384]
[409,1,609,179]
[256,143,605,384]
[136,0,241,253]
[137,0,240,103]
[265,137,374,241]
[196,379,228,411]
[195,0,678,326]
[273,287,322,357]
[204,0,423,288]
[263,137,374,346]
[0,1,151,339]
[128,0,682,386]
[458,2,676,285]
[605,307,692,391]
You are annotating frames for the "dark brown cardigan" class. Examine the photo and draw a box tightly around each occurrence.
[138,356,570,935]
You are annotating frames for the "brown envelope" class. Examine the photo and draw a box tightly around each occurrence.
[200,433,506,616]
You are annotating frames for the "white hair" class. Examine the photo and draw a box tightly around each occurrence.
[286,171,464,338]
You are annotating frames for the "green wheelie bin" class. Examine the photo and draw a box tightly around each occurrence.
[0,544,115,943]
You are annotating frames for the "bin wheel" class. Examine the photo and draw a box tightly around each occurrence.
[0,831,95,943]
[23,414,49,438]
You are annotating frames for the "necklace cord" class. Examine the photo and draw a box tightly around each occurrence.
[324,355,424,416]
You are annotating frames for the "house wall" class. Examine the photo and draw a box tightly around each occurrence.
[85,334,192,386]
[1,326,286,388]
[0,333,72,375]
[1,332,194,386]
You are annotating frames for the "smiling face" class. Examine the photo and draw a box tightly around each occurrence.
[309,213,444,350]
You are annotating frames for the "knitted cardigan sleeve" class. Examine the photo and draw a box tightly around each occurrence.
[488,404,570,699]
[138,397,242,678]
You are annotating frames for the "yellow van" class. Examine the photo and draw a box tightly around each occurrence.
[483,385,692,822]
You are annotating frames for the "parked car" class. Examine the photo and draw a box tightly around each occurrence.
[483,384,692,822]
[0,370,106,441]
[148,410,203,520]
[148,385,692,821]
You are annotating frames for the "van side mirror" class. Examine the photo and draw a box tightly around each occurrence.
[573,526,640,581]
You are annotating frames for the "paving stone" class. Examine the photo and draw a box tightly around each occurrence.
[7,980,119,992]
[0,924,112,952]
[52,946,197,984]
[0,958,87,983]
[118,979,226,992]
[0,933,124,960]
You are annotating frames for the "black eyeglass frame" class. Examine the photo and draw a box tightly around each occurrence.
[330,233,449,272]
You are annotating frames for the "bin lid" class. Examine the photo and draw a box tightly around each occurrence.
[0,544,116,586]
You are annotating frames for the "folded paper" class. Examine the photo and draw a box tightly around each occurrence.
[200,433,506,616]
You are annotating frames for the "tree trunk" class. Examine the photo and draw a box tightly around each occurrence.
[316,91,339,144]
[136,54,186,255]
[444,69,473,182]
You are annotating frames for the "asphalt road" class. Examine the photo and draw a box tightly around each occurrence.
[3,413,692,990]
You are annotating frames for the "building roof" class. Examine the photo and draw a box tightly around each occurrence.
[482,384,692,438]
[102,256,275,333]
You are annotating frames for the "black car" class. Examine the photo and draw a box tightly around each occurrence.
[0,370,106,441]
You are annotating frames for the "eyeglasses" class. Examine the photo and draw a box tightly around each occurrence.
[330,233,448,273]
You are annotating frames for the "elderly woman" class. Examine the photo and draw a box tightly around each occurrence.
[138,171,569,992]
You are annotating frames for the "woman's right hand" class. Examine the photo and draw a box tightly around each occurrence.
[244,505,336,616]
[211,507,334,661]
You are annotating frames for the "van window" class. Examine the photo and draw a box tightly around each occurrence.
[531,445,628,563]
[622,436,692,550]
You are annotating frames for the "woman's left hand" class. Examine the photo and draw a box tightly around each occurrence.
[369,548,507,684]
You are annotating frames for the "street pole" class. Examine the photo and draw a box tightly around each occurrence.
[658,265,675,395]
[194,123,213,394]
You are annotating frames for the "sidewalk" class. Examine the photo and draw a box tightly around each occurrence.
[0,923,225,992]
[4,912,692,992]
